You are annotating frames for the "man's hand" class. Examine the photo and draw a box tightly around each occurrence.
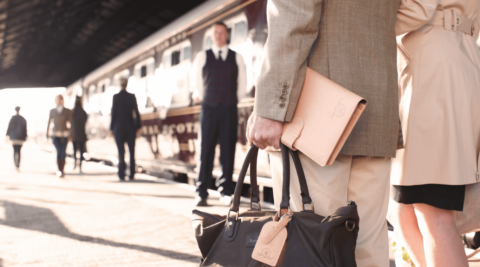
[246,112,283,150]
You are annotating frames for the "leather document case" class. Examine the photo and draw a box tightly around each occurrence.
[281,67,367,167]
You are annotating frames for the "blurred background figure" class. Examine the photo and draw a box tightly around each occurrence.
[192,21,246,207]
[70,96,88,174]
[46,94,72,178]
[5,106,27,171]
[110,78,141,181]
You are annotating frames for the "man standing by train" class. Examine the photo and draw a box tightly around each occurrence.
[192,21,247,207]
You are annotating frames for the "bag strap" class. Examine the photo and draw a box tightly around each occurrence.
[230,144,313,216]
[279,143,291,214]
[249,147,261,210]
[230,144,259,213]
[289,149,314,212]
[279,143,313,215]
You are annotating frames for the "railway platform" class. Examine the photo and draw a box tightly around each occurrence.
[0,142,478,267]
[0,142,226,267]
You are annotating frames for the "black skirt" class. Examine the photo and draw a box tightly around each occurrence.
[391,184,466,211]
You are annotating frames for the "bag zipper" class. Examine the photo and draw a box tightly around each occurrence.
[330,233,336,266]
[192,209,223,222]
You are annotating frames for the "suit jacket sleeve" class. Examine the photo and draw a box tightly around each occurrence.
[192,51,206,102]
[133,95,142,130]
[6,117,13,136]
[110,95,117,131]
[24,118,27,138]
[396,0,439,36]
[254,0,324,122]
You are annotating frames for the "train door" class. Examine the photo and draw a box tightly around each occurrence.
[85,85,99,114]
[154,40,192,111]
[131,57,155,114]
[97,78,112,116]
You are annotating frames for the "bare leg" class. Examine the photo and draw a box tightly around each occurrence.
[389,200,427,267]
[413,203,468,267]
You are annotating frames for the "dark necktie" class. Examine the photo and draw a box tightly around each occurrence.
[218,50,222,61]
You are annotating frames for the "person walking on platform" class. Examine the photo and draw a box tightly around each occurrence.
[192,21,247,207]
[5,106,27,171]
[70,96,88,174]
[47,95,72,178]
[246,1,400,266]
[110,78,142,181]
[388,1,480,266]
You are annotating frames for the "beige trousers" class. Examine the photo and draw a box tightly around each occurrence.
[268,151,391,267]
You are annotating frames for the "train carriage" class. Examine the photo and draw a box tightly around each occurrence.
[65,0,273,200]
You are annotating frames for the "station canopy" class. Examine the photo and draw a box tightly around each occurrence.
[0,0,205,89]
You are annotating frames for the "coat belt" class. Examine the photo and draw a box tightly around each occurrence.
[428,9,480,40]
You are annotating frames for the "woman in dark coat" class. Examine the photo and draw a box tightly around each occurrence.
[6,106,27,171]
[70,96,88,173]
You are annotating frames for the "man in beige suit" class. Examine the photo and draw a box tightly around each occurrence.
[247,0,401,266]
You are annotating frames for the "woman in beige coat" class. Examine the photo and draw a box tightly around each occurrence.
[389,0,480,266]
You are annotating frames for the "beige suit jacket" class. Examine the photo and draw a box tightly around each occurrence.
[255,0,401,158]
[392,0,480,186]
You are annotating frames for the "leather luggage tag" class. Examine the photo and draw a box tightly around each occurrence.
[252,211,292,266]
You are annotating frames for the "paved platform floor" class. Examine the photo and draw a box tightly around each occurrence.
[0,142,478,267]
[0,142,240,267]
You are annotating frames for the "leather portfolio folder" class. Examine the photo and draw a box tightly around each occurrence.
[281,67,367,167]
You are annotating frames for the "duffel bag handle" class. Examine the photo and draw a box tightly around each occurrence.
[230,144,261,214]
[279,143,314,216]
[230,144,313,217]
[288,148,314,213]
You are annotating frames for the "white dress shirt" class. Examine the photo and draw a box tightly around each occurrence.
[192,44,247,102]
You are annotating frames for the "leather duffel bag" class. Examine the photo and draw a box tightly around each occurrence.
[192,144,359,266]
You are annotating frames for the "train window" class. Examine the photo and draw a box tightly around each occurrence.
[163,53,171,67]
[140,65,147,78]
[233,21,246,43]
[205,36,212,50]
[227,27,232,45]
[171,50,181,66]
[88,85,96,98]
[183,46,191,61]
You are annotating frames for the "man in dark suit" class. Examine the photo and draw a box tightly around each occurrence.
[110,78,142,181]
